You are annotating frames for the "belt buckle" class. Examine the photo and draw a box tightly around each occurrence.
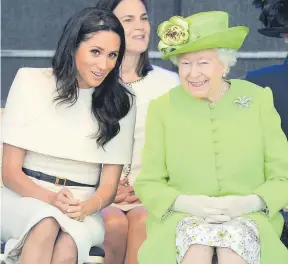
[55,177,67,186]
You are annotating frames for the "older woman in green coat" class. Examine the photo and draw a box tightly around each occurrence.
[134,11,288,264]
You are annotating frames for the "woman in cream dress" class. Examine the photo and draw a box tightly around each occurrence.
[1,8,136,264]
[94,1,180,264]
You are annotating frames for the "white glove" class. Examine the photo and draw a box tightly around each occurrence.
[172,195,232,223]
[210,195,266,218]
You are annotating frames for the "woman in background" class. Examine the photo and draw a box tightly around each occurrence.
[95,0,180,263]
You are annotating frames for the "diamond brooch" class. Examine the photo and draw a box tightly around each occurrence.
[234,96,252,108]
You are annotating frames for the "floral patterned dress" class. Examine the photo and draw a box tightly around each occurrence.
[176,216,260,264]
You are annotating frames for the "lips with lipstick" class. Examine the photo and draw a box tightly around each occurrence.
[91,71,105,79]
[189,80,208,88]
[132,34,145,40]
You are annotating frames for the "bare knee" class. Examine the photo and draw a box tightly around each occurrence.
[31,217,59,243]
[102,207,129,236]
[216,247,235,257]
[126,206,148,227]
[182,245,214,263]
[216,247,247,264]
[54,232,77,263]
[189,245,214,255]
[126,207,147,237]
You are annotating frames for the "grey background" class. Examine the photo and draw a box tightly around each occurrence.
[1,0,287,106]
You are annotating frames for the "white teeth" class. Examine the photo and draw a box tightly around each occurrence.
[133,36,144,39]
[92,71,103,77]
[191,81,205,85]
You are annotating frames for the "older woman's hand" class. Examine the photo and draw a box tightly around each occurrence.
[172,195,231,223]
[211,195,266,218]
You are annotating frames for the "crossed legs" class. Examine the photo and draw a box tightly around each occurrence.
[20,217,77,264]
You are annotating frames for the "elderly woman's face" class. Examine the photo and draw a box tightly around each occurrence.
[75,30,120,89]
[178,49,226,99]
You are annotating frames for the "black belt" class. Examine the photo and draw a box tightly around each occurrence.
[22,168,96,188]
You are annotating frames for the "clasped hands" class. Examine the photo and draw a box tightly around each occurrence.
[173,194,265,224]
[114,178,141,204]
[51,187,87,222]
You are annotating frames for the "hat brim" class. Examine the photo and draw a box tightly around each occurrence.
[162,26,249,60]
[258,27,288,38]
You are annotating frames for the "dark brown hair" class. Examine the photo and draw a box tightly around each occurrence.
[95,0,153,77]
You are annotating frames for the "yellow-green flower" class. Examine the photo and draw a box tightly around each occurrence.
[217,230,228,239]
[157,16,189,53]
[190,221,200,228]
[191,236,196,241]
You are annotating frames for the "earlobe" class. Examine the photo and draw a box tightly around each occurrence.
[222,68,230,78]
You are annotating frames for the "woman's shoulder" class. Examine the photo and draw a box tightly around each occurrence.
[3,68,56,124]
[147,86,178,114]
[150,65,179,83]
[231,79,268,96]
[10,67,56,93]
[7,67,56,102]
[230,79,274,106]
[15,67,54,81]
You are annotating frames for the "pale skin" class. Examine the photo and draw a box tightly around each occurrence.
[177,49,247,264]
[178,49,230,103]
[101,1,150,264]
[115,0,150,83]
[2,30,123,264]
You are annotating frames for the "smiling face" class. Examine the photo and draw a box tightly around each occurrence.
[113,0,150,55]
[178,49,226,100]
[75,30,121,88]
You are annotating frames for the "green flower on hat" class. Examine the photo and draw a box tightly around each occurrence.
[157,11,249,61]
[157,16,190,54]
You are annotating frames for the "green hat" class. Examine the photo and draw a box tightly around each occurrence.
[157,11,249,61]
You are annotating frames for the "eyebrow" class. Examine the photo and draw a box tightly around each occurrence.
[89,46,119,53]
[120,13,148,19]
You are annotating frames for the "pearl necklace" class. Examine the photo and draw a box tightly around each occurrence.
[203,81,230,103]
[220,81,230,97]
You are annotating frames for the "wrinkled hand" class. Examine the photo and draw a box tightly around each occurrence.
[51,188,79,213]
[210,195,266,218]
[172,195,231,223]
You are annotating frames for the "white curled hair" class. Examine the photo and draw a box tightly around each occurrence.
[170,48,238,74]
[216,48,237,75]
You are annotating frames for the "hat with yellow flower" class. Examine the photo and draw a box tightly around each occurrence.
[157,11,249,60]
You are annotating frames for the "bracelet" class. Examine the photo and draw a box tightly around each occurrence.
[94,195,102,212]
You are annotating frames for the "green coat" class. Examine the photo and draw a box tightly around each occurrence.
[134,79,288,264]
